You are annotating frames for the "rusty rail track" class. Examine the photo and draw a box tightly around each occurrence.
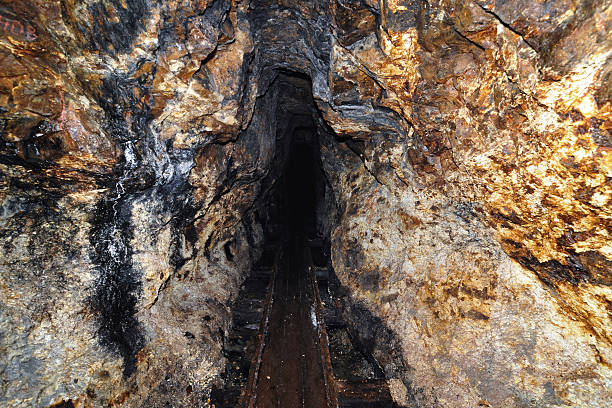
[240,238,394,408]
[240,249,279,408]
[305,246,339,408]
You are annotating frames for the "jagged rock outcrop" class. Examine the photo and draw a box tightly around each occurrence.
[0,0,610,407]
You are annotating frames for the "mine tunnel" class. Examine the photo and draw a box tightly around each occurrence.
[1,1,610,408]
[262,73,322,237]
[210,71,396,407]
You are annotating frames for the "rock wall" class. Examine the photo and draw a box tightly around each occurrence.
[1,1,267,406]
[316,0,612,406]
[0,0,610,407]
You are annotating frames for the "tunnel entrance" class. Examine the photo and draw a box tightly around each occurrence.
[211,72,395,408]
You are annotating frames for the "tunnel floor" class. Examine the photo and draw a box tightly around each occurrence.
[211,224,397,408]
[249,233,332,407]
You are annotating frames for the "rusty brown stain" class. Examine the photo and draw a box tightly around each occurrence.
[466,309,490,321]
[399,209,423,230]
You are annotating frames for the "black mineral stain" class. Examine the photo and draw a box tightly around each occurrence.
[85,0,150,54]
[89,59,201,377]
[163,151,198,273]
[88,71,153,377]
[0,117,64,166]
[89,193,144,377]
[502,239,611,286]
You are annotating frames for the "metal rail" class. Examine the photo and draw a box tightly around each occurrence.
[240,248,279,408]
[305,246,339,408]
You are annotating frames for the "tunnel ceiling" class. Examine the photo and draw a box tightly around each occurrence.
[0,0,611,407]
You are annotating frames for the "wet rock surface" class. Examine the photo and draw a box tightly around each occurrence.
[0,0,610,407]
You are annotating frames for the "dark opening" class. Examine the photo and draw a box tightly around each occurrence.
[258,71,324,241]
[284,142,317,235]
[223,241,234,262]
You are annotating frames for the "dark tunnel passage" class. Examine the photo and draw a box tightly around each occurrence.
[285,142,317,234]
[258,71,327,242]
[211,72,396,408]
